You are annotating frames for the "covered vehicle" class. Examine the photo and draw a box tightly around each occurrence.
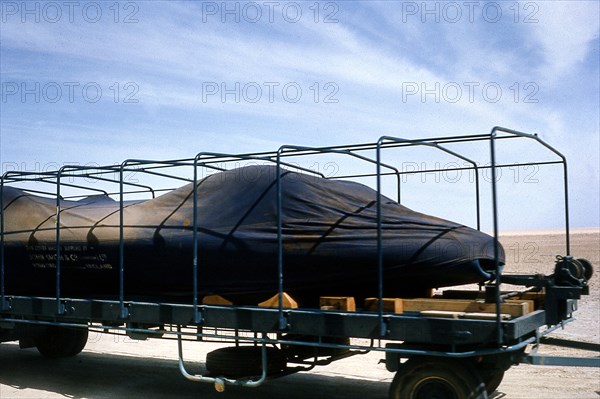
[1,165,504,307]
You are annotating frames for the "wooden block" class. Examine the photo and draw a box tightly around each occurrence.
[258,292,298,309]
[364,298,403,313]
[506,299,535,313]
[401,298,529,318]
[202,295,233,306]
[420,310,465,319]
[463,312,511,321]
[319,297,356,311]
[516,292,545,310]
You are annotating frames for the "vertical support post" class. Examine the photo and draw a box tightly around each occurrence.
[562,161,570,256]
[119,163,128,319]
[55,170,65,315]
[192,157,201,324]
[396,171,401,204]
[376,139,386,337]
[0,177,6,311]
[489,131,503,345]
[276,149,286,331]
[474,166,481,231]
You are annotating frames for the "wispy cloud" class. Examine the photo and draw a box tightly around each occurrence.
[528,1,599,84]
[1,1,598,228]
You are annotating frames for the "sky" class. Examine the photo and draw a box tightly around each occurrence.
[0,0,599,231]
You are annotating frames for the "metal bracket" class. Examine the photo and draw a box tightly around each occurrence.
[176,326,269,389]
[525,354,600,367]
[0,296,11,311]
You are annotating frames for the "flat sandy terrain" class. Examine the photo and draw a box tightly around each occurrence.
[1,228,599,398]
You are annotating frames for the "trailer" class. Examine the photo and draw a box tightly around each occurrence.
[0,127,597,399]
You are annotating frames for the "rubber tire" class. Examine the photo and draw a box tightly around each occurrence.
[480,369,504,395]
[34,326,88,358]
[389,357,488,399]
[206,346,286,378]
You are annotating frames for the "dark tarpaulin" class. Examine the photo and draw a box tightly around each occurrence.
[2,165,504,307]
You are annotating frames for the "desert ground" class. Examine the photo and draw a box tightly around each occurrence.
[1,228,598,398]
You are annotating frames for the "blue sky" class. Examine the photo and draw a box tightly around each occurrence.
[1,0,599,230]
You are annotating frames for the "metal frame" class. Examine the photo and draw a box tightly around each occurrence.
[1,126,590,388]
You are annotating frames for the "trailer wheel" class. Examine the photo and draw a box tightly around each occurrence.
[389,357,488,399]
[481,370,504,394]
[35,326,88,358]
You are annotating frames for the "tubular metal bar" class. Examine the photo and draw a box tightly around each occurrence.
[491,127,571,256]
[489,128,503,345]
[374,135,487,334]
[276,145,401,204]
[0,178,5,311]
[276,150,286,331]
[334,160,564,180]
[275,144,402,203]
[37,179,109,197]
[192,159,200,324]
[190,151,328,328]
[191,133,496,166]
[55,168,64,315]
[115,158,193,320]
[177,325,269,388]
[2,167,156,200]
[377,137,482,228]
[524,355,600,367]
[275,145,385,330]
[2,316,536,361]
[427,143,481,231]
[191,154,231,324]
[61,172,156,199]
[53,163,124,313]
[271,142,408,336]
[540,337,600,352]
[118,163,128,319]
[1,170,60,313]
[192,151,328,179]
[375,141,385,336]
[4,130,561,188]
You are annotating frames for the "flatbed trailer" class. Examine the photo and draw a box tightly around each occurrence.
[1,127,597,399]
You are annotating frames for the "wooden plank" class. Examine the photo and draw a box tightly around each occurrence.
[402,298,529,318]
[258,292,298,309]
[320,297,356,311]
[420,310,465,319]
[441,290,546,310]
[517,292,545,310]
[364,298,403,313]
[463,312,511,321]
[506,299,535,313]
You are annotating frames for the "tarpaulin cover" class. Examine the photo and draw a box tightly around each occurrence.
[2,166,504,306]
